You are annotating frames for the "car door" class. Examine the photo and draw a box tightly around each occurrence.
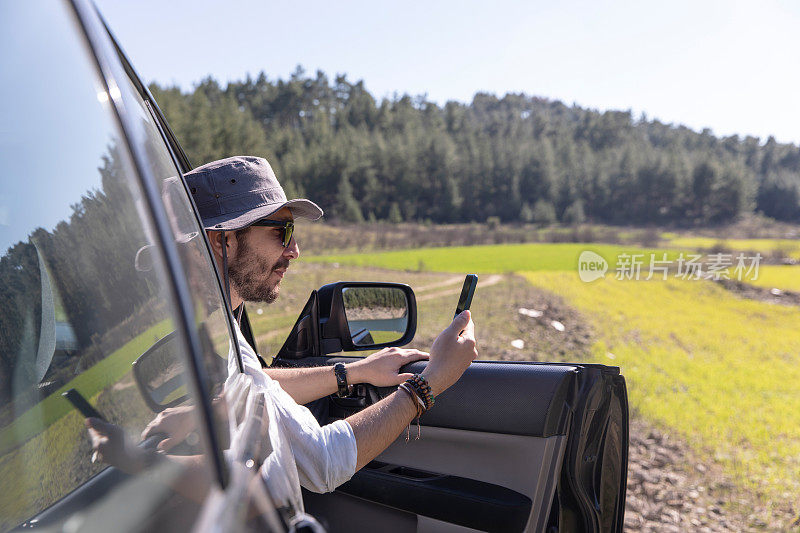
[271,290,628,532]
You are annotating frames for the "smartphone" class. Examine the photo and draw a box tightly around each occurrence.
[63,388,106,421]
[454,274,478,318]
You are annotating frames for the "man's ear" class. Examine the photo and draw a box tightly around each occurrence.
[206,230,239,261]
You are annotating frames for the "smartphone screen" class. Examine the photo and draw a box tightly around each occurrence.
[455,274,478,318]
[63,388,106,420]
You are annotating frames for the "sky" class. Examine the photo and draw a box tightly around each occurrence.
[96,0,800,145]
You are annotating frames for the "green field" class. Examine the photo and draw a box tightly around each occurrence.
[308,242,686,273]
[307,242,800,520]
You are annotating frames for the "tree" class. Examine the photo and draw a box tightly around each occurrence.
[562,200,585,225]
[691,160,719,223]
[388,203,403,223]
[531,200,557,224]
[335,174,364,223]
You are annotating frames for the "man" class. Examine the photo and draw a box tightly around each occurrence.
[188,156,434,405]
[94,155,478,494]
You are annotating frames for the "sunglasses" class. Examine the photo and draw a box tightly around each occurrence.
[251,219,294,247]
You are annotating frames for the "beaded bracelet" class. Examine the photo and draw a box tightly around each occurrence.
[397,374,436,441]
[405,374,435,411]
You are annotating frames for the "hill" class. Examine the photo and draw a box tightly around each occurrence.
[151,68,800,227]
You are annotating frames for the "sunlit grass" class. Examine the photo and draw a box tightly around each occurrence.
[521,272,800,503]
[741,265,800,293]
[307,242,684,273]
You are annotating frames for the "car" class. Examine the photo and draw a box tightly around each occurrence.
[0,1,629,532]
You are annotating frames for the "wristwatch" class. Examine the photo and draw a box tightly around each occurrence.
[333,362,351,398]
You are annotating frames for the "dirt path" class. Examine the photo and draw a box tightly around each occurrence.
[715,278,800,307]
[414,275,467,292]
[416,274,503,302]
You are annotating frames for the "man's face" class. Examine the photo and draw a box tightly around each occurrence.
[227,208,299,304]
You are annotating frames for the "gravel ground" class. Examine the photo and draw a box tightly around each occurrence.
[626,417,798,531]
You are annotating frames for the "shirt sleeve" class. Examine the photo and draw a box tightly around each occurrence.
[232,320,357,493]
[267,379,357,493]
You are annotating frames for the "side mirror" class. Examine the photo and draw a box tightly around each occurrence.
[277,282,417,359]
[132,331,189,412]
[342,285,410,347]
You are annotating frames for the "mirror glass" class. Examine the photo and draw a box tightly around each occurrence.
[342,287,409,346]
[131,332,189,411]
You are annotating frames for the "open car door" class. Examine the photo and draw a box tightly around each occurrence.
[268,282,629,532]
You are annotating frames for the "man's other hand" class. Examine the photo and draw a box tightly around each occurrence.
[348,347,430,387]
[86,418,153,474]
[141,405,196,451]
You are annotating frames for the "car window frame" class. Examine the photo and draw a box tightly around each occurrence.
[94,7,249,376]
[69,0,229,489]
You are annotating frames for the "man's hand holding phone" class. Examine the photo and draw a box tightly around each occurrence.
[419,275,480,396]
[422,310,478,396]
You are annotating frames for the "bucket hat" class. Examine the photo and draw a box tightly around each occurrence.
[184,156,323,230]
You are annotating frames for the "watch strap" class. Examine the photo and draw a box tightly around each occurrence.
[333,362,350,397]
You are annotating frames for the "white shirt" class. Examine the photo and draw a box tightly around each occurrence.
[226,318,357,494]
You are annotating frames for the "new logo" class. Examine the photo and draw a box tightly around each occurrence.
[578,251,608,282]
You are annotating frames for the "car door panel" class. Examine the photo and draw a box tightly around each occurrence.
[347,360,574,533]
[295,359,579,437]
[302,489,417,533]
[339,459,533,532]
[274,356,627,532]
[376,361,577,437]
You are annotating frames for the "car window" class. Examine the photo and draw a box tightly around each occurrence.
[0,2,227,530]
[104,45,314,528]
[102,19,237,446]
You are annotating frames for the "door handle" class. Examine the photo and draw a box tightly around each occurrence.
[330,384,383,410]
[332,396,367,409]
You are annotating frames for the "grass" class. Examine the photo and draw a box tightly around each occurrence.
[306,242,685,273]
[741,265,800,293]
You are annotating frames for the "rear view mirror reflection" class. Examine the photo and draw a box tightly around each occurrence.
[132,332,189,412]
[342,287,409,347]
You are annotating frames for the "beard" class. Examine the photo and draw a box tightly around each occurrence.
[227,234,289,304]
